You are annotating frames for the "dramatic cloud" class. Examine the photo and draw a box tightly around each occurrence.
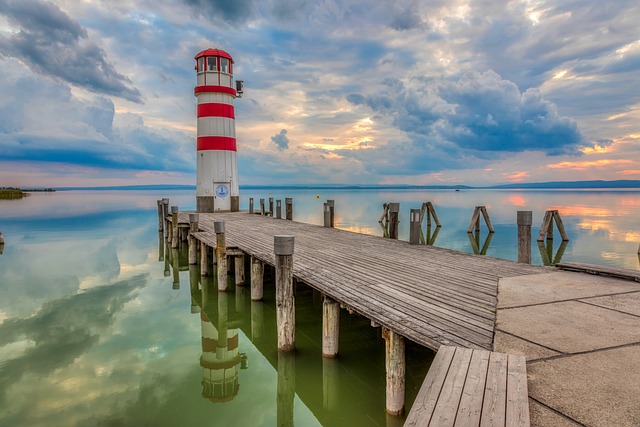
[0,0,142,103]
[271,129,289,150]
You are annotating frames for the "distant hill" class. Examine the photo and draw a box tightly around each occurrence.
[491,180,640,189]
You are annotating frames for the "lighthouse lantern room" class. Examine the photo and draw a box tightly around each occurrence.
[194,48,242,212]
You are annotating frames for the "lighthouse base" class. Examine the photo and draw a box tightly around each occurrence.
[197,196,215,213]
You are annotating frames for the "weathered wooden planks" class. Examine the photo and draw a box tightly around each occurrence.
[180,211,548,351]
[404,346,530,427]
[556,261,640,282]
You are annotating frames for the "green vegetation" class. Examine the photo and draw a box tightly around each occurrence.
[0,188,27,199]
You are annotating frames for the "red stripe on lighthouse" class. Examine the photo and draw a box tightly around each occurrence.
[198,103,235,119]
[194,85,236,96]
[197,136,237,151]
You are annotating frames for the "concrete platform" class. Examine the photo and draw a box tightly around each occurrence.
[495,269,640,426]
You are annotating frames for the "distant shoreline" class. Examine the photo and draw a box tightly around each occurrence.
[44,179,640,191]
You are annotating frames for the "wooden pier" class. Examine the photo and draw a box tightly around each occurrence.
[179,211,547,352]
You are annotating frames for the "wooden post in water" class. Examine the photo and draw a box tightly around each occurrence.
[322,296,340,358]
[200,242,208,276]
[162,198,169,233]
[269,197,274,217]
[251,256,264,301]
[235,254,245,286]
[170,206,179,249]
[384,328,405,416]
[285,197,293,220]
[409,208,421,245]
[260,198,265,216]
[275,235,295,351]
[215,221,228,291]
[517,211,532,264]
[323,203,331,228]
[467,206,495,233]
[327,200,335,227]
[276,200,282,219]
[538,210,570,242]
[188,213,199,265]
[249,197,254,214]
[157,200,164,231]
[388,203,400,240]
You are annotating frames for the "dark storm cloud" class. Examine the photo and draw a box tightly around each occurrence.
[0,0,142,103]
[271,129,290,150]
[181,0,255,23]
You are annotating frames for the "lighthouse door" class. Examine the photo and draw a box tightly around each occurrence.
[213,182,231,211]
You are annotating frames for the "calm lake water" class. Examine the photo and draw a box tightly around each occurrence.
[0,188,638,426]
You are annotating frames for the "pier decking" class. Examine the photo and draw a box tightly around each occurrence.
[181,211,547,351]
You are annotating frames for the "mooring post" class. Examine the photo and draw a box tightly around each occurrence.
[260,198,265,216]
[215,221,228,291]
[285,197,293,220]
[322,296,340,358]
[249,197,254,214]
[517,211,533,264]
[269,197,274,217]
[250,256,264,301]
[323,203,331,228]
[384,328,405,416]
[200,242,208,276]
[276,200,282,219]
[327,200,335,227]
[275,235,295,351]
[157,200,164,231]
[170,206,179,249]
[231,195,239,212]
[235,253,245,286]
[388,203,400,239]
[188,213,199,264]
[409,208,421,245]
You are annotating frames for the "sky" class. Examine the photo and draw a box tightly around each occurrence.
[0,0,639,187]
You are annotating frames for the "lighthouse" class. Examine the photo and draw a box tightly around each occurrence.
[194,48,243,212]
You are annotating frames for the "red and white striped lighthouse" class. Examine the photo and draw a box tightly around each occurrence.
[194,48,243,212]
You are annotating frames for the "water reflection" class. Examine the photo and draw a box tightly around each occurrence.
[420,225,440,246]
[467,230,494,255]
[538,240,569,266]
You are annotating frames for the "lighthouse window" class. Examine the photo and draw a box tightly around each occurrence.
[220,58,229,73]
[197,57,204,72]
[207,57,217,71]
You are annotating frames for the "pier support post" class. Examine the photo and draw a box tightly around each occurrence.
[409,208,420,245]
[327,200,335,227]
[215,221,227,291]
[322,296,340,358]
[517,211,533,264]
[157,200,164,231]
[269,197,274,217]
[383,328,405,416]
[323,203,331,228]
[276,200,282,219]
[388,203,400,240]
[260,198,265,216]
[200,242,209,276]
[170,206,179,249]
[162,198,169,235]
[249,197,254,214]
[188,213,199,265]
[235,254,245,286]
[285,198,293,220]
[275,235,295,351]
[251,256,264,301]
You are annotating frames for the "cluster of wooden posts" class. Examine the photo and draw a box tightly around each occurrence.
[248,196,293,220]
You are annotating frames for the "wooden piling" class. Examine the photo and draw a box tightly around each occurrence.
[322,296,340,358]
[251,256,264,301]
[517,211,532,264]
[421,202,442,227]
[157,200,163,231]
[188,213,199,264]
[388,203,400,240]
[235,253,245,286]
[384,328,405,416]
[215,221,228,291]
[170,206,179,249]
[323,203,331,228]
[538,210,570,242]
[276,200,282,219]
[249,197,254,214]
[327,200,335,227]
[231,195,239,212]
[260,198,265,216]
[285,197,293,220]
[467,206,495,233]
[275,235,295,351]
[200,241,208,276]
[409,208,421,245]
[269,197,274,217]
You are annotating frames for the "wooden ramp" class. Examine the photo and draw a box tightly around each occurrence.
[182,212,548,351]
[404,346,529,427]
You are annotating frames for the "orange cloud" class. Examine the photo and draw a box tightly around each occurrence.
[547,159,634,170]
[504,171,529,181]
[619,169,640,176]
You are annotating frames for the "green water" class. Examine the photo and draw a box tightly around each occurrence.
[0,188,638,426]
